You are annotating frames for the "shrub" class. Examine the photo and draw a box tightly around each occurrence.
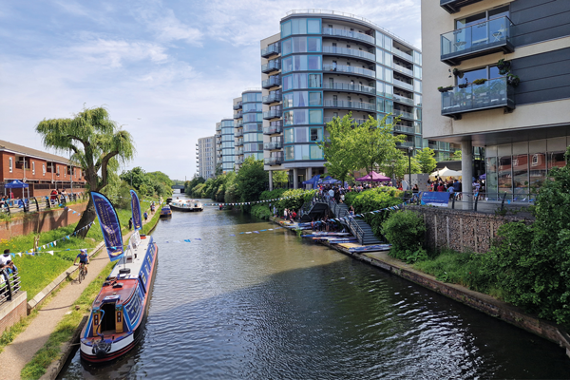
[381,210,426,260]
[251,204,271,220]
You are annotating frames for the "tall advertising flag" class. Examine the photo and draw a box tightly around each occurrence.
[91,192,124,262]
[130,190,143,231]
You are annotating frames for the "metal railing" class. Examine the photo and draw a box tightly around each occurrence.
[324,100,376,111]
[322,82,375,95]
[392,48,414,62]
[322,64,375,78]
[415,191,536,215]
[393,78,414,91]
[322,46,375,61]
[0,269,21,307]
[322,28,375,44]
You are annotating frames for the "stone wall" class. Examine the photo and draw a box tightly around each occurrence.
[406,206,532,253]
[0,202,87,240]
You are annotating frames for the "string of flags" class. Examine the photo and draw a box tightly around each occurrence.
[154,227,286,244]
[200,193,307,207]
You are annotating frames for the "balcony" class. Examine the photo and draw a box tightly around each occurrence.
[428,141,439,150]
[235,157,244,165]
[234,120,243,128]
[264,141,283,150]
[393,124,416,134]
[263,124,284,135]
[264,156,283,166]
[234,130,243,138]
[393,94,415,106]
[324,117,370,125]
[440,0,484,14]
[235,148,244,155]
[324,100,376,112]
[262,76,281,89]
[441,77,515,119]
[441,16,514,65]
[392,62,413,77]
[234,111,243,119]
[322,46,375,62]
[261,59,281,73]
[322,82,375,95]
[261,43,280,58]
[233,101,242,110]
[393,109,415,120]
[263,109,283,119]
[396,141,414,148]
[323,64,375,78]
[392,48,413,62]
[322,28,374,45]
[262,92,282,104]
[235,139,244,146]
[392,78,414,92]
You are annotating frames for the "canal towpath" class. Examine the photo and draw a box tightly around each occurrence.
[0,209,160,380]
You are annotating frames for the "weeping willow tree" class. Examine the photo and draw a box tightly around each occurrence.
[36,106,135,237]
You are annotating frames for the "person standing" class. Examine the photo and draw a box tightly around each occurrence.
[128,218,133,230]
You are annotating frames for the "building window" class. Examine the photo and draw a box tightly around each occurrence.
[32,162,35,175]
[42,164,46,175]
[9,157,13,173]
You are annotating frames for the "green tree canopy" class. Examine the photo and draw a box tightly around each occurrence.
[272,170,289,189]
[415,147,437,173]
[36,106,135,235]
[235,157,268,202]
[318,114,358,185]
[453,150,462,161]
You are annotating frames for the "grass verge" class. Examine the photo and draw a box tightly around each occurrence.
[20,260,116,380]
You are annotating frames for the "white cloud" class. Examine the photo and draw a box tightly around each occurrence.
[70,38,169,68]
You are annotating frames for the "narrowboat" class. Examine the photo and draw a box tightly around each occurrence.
[159,205,172,217]
[80,233,158,362]
[170,198,203,212]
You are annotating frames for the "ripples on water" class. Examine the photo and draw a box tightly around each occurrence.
[60,198,570,379]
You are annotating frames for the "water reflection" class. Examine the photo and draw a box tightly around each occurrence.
[59,196,570,379]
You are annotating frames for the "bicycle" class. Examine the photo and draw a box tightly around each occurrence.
[75,263,88,283]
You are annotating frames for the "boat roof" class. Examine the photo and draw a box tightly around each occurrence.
[109,233,153,279]
[93,279,137,308]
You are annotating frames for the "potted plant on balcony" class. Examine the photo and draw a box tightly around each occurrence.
[438,86,454,93]
[472,78,488,85]
[497,59,511,75]
[507,73,520,87]
[458,78,469,89]
[452,68,464,78]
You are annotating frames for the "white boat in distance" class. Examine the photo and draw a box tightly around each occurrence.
[169,198,203,212]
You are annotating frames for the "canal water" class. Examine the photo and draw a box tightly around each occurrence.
[60,196,570,379]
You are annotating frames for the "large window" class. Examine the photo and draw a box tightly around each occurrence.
[282,37,322,56]
[284,127,323,143]
[242,92,261,102]
[281,18,321,37]
[283,91,322,108]
[282,55,322,73]
[284,145,323,161]
[283,109,323,126]
[283,73,322,91]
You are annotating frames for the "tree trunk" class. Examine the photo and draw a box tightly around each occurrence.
[74,193,97,238]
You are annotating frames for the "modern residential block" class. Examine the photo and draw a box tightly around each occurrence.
[422,0,570,198]
[196,136,216,179]
[219,118,235,173]
[260,10,439,189]
[234,89,263,171]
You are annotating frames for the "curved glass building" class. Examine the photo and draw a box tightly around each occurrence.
[234,89,263,171]
[219,118,235,173]
[261,10,443,188]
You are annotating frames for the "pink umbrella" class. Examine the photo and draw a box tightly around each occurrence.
[356,171,390,182]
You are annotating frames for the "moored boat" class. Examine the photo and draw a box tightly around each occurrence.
[170,198,203,212]
[160,205,172,217]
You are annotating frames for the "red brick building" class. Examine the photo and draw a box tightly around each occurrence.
[0,140,87,198]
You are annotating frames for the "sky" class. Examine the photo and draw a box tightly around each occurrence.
[0,0,421,181]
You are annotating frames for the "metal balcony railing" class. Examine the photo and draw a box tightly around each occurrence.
[262,76,281,88]
[233,101,242,110]
[393,94,415,106]
[261,59,281,73]
[323,100,376,111]
[263,109,283,119]
[393,78,414,92]
[322,46,375,61]
[322,82,375,95]
[264,141,283,150]
[262,93,282,104]
[264,156,283,165]
[322,64,375,78]
[322,28,375,44]
[392,62,413,77]
[392,48,414,62]
[393,109,415,120]
[263,124,284,135]
[261,43,281,57]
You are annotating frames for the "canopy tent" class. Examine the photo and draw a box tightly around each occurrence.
[320,176,341,185]
[429,167,462,180]
[355,171,391,182]
[4,180,30,199]
[302,174,321,189]
[479,173,486,180]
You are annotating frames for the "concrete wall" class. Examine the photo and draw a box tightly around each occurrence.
[0,202,88,240]
[407,205,529,253]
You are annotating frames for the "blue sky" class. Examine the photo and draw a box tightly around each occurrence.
[0,0,421,180]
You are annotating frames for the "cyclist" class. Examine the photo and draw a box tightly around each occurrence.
[74,249,89,275]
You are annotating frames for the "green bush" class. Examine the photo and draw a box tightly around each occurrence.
[276,189,316,214]
[346,188,403,238]
[251,204,271,220]
[260,188,287,201]
[381,210,426,260]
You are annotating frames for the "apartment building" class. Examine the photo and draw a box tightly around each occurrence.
[0,139,86,197]
[422,0,570,198]
[217,118,235,173]
[260,10,446,189]
[234,89,263,171]
[196,136,216,179]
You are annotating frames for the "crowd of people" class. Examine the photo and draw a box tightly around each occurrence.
[427,177,484,196]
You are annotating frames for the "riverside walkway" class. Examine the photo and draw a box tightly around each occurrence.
[0,213,158,380]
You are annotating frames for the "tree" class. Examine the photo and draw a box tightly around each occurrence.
[318,114,359,185]
[36,106,135,236]
[453,150,462,161]
[272,170,289,189]
[352,115,405,176]
[235,157,268,202]
[415,147,437,173]
[380,151,421,181]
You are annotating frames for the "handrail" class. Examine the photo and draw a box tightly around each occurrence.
[0,269,21,307]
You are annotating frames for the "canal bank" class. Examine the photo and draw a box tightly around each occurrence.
[272,218,570,360]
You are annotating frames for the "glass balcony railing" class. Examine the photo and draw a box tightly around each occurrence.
[235,139,244,146]
[233,101,242,110]
[322,46,375,61]
[235,148,244,155]
[392,78,414,92]
[264,155,283,165]
[392,63,413,77]
[261,59,281,73]
[322,82,375,95]
[234,120,243,128]
[234,111,243,119]
[324,117,369,125]
[441,16,514,65]
[263,109,283,119]
[393,94,415,106]
[441,77,515,117]
[322,64,375,78]
[263,125,284,135]
[264,141,283,150]
[262,93,282,104]
[235,157,244,165]
[261,43,280,57]
[234,130,243,138]
[324,100,376,111]
[392,48,413,62]
[262,76,281,89]
[393,124,415,134]
[322,28,375,44]
[440,0,484,14]
[393,109,415,120]
[396,141,414,148]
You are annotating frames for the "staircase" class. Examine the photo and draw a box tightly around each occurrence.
[299,200,329,222]
[346,217,383,245]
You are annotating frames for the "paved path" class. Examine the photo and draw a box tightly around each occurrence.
[0,210,158,380]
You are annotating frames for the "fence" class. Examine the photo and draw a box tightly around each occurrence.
[0,269,21,308]
[0,192,89,216]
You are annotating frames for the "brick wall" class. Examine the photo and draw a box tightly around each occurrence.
[0,202,88,240]
[407,206,532,253]
[0,291,27,334]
